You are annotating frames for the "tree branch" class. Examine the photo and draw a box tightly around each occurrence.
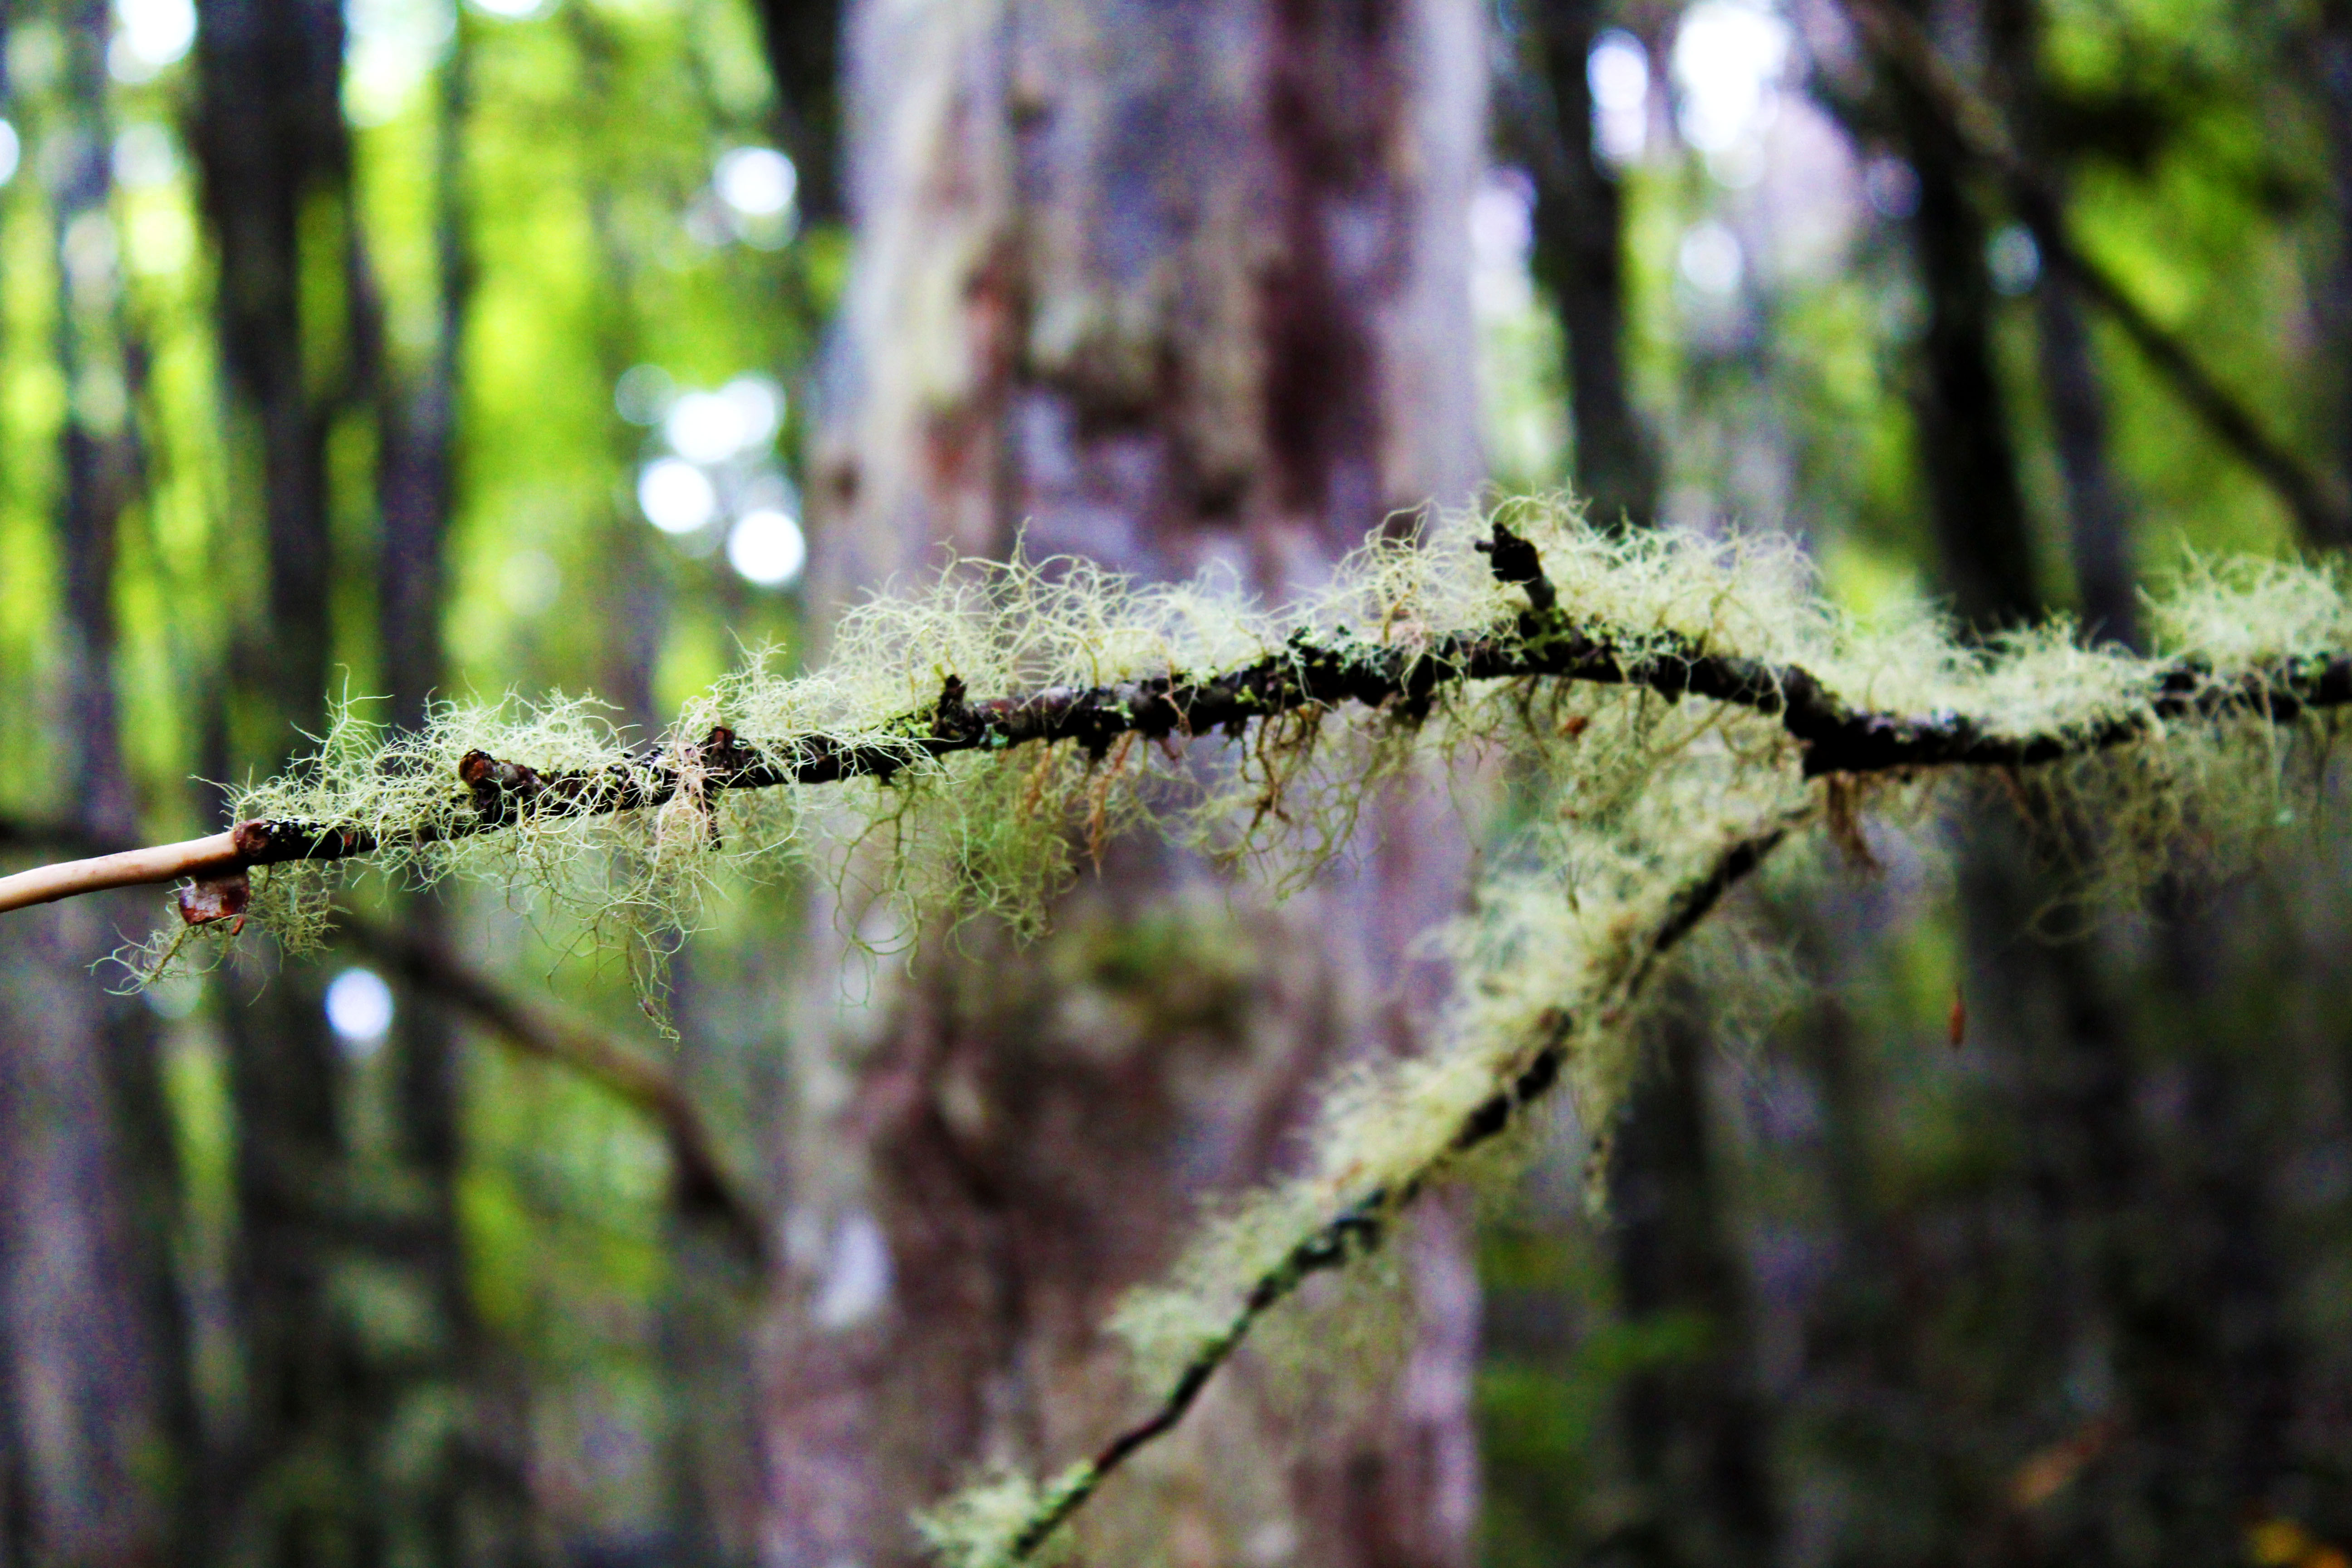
[990,812,1804,1562]
[1836,0,2352,547]
[3,523,2347,921]
[0,818,765,1259]
[336,915,768,1264]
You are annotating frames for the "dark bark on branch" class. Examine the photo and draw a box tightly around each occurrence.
[7,523,2352,916]
[994,816,1797,1561]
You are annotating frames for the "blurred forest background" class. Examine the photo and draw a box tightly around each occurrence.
[5,0,2352,1560]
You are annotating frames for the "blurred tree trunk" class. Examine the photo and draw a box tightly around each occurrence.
[765,0,1487,1559]
[1874,0,2037,629]
[1599,1009,1775,1568]
[1982,0,2135,646]
[747,0,842,223]
[356,30,536,1564]
[190,2,379,1561]
[1524,0,1654,531]
[1520,15,1772,1561]
[2322,0,2352,515]
[0,4,201,1563]
[1857,4,2304,1552]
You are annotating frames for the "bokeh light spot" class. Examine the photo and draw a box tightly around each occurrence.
[715,147,797,218]
[727,509,806,587]
[326,968,395,1054]
[639,458,718,534]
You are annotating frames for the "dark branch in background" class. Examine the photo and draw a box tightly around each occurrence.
[1838,0,2352,549]
[0,819,763,1261]
[995,813,1804,1562]
[6,520,2352,918]
[337,916,768,1264]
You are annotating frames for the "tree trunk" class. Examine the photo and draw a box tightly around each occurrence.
[1983,0,2135,646]
[1874,0,2039,628]
[764,0,1487,1559]
[1600,1007,1775,1568]
[191,3,377,1561]
[2320,0,2352,514]
[1525,0,1655,531]
[0,907,178,1568]
[0,3,203,1561]
[1517,16,1771,1559]
[748,0,844,223]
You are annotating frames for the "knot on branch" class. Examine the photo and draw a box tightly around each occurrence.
[692,725,760,776]
[460,748,547,821]
[930,674,972,741]
[1475,521,1558,614]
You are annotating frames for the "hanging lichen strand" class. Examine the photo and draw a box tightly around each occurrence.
[11,501,2352,1559]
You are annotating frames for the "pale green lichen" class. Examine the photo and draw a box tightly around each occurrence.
[114,498,2352,1555]
[145,500,2352,992]
[914,1461,1093,1568]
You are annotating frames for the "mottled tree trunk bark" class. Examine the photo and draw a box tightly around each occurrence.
[764,0,1486,1559]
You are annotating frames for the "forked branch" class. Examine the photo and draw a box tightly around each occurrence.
[970,812,1804,1563]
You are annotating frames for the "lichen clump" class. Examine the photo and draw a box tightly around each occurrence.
[131,502,2352,1560]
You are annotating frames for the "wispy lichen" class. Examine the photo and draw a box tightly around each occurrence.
[94,499,2352,1555]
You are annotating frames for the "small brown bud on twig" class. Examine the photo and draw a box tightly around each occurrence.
[177,872,250,930]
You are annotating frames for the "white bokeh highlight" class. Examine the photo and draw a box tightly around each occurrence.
[715,147,796,218]
[1671,0,1791,164]
[1589,30,1651,164]
[326,968,395,1055]
[726,509,806,588]
[111,0,195,80]
[1679,220,1745,297]
[638,458,719,534]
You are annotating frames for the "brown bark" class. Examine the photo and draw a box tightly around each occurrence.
[769,0,1486,1559]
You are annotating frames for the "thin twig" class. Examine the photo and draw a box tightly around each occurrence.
[0,818,764,1258]
[2,523,2346,919]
